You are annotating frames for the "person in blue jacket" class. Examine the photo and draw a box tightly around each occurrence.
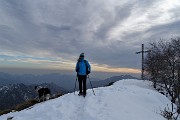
[75,53,91,97]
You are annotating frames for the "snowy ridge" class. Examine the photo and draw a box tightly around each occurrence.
[0,79,172,120]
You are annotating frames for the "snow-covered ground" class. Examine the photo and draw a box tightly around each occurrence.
[0,79,175,120]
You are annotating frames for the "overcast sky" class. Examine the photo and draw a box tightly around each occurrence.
[0,0,180,76]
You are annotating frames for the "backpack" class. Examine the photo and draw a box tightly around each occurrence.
[77,60,90,75]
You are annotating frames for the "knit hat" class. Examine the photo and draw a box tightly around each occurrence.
[79,53,84,57]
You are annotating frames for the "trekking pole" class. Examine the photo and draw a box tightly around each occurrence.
[74,76,78,95]
[87,75,95,96]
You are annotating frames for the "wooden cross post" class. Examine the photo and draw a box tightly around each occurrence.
[136,44,150,80]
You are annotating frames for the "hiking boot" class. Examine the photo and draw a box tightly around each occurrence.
[78,92,83,96]
[82,93,86,97]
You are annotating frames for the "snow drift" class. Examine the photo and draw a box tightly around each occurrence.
[0,79,172,120]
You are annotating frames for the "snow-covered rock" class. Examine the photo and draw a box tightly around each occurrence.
[0,79,174,120]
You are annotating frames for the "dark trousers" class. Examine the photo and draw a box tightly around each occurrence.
[78,75,87,95]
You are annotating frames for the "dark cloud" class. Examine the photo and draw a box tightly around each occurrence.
[44,24,71,32]
[94,2,135,41]
[145,20,180,36]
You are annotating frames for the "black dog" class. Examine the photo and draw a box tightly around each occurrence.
[34,86,51,101]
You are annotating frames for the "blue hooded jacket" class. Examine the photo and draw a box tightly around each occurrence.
[75,58,91,75]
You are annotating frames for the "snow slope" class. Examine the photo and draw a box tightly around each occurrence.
[0,79,173,120]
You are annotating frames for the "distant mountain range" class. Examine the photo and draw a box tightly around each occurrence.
[90,75,138,88]
[0,72,138,91]
[0,72,76,91]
